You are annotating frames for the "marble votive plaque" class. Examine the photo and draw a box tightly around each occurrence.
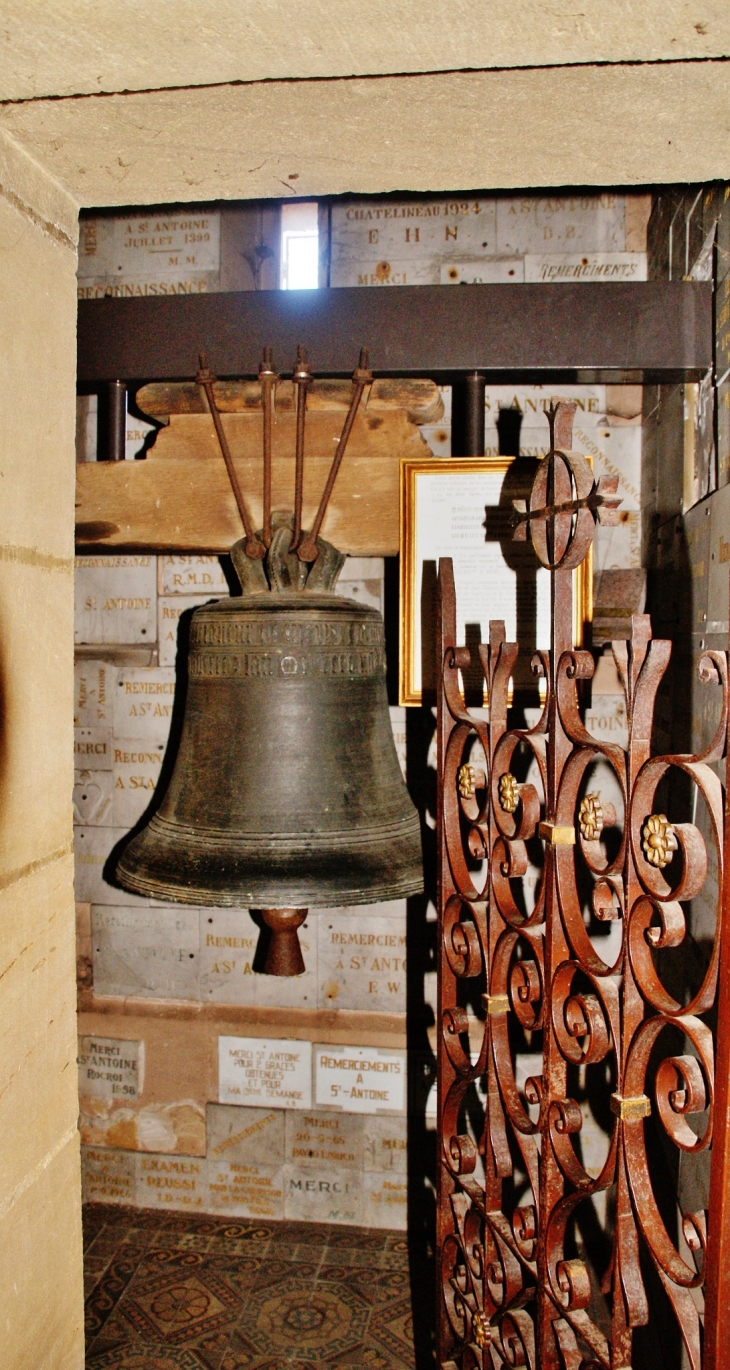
[114,667,176,742]
[112,738,166,827]
[74,826,148,906]
[75,555,157,644]
[362,1172,408,1230]
[314,1045,407,1115]
[92,904,200,999]
[208,1161,285,1219]
[81,1146,137,1205]
[364,1114,408,1173]
[218,1037,312,1110]
[75,659,117,727]
[73,769,114,827]
[206,1103,285,1169]
[318,912,407,1012]
[78,1035,144,1102]
[158,594,214,666]
[136,1153,208,1212]
[284,1165,362,1225]
[159,554,229,596]
[285,1110,364,1170]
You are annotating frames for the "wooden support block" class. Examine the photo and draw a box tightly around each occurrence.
[136,376,444,425]
[76,406,433,554]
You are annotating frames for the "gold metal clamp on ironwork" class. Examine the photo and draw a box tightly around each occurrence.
[435,397,730,1369]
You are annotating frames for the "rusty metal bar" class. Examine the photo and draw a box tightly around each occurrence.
[196,353,265,560]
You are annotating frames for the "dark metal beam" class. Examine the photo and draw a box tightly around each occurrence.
[77,281,712,384]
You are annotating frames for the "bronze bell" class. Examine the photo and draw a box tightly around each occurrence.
[116,519,423,973]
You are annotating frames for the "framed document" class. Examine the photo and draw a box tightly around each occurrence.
[399,457,592,706]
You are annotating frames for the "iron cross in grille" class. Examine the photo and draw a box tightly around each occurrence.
[435,399,730,1370]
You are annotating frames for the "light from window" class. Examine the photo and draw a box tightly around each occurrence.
[280,201,319,290]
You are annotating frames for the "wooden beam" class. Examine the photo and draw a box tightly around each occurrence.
[136,376,444,424]
[76,407,432,553]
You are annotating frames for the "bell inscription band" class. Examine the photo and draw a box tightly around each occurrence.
[116,519,424,973]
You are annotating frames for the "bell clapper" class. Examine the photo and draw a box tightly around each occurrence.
[259,908,308,976]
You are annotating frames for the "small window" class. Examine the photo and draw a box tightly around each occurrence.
[280,201,319,290]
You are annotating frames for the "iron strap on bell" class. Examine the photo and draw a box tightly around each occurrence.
[116,347,423,973]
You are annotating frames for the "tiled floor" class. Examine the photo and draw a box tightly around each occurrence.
[83,1204,433,1369]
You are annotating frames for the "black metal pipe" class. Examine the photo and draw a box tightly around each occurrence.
[463,371,486,456]
[106,380,126,461]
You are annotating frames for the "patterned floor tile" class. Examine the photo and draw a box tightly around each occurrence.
[88,1346,211,1369]
[117,1267,241,1346]
[368,1293,418,1366]
[83,1205,424,1369]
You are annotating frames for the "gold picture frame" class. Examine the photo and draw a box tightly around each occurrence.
[399,456,593,706]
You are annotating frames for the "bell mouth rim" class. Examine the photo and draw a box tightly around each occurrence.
[113,870,425,907]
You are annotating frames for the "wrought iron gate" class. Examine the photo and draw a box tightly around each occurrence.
[435,401,730,1369]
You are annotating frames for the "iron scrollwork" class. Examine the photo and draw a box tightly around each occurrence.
[436,401,730,1369]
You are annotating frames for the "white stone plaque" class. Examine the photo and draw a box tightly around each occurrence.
[335,576,383,615]
[126,414,156,461]
[285,1110,364,1169]
[218,1037,312,1109]
[92,904,200,999]
[199,909,258,1005]
[158,595,214,667]
[114,667,176,741]
[331,197,497,287]
[362,1172,408,1230]
[495,195,626,256]
[284,1165,362,1224]
[208,1160,284,1219]
[364,1114,408,1173]
[318,913,407,1012]
[483,383,606,434]
[207,1104,285,1168]
[594,514,642,572]
[158,555,229,596]
[420,423,451,457]
[74,660,117,726]
[314,1045,406,1114]
[573,424,642,511]
[81,1146,137,1205]
[78,1035,144,1101]
[112,738,166,827]
[524,252,646,283]
[74,726,113,771]
[73,770,114,827]
[199,909,317,1008]
[74,555,156,644]
[441,258,524,284]
[136,1153,208,1212]
[78,211,221,298]
[74,826,148,906]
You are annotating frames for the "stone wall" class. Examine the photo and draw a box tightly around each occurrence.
[0,130,84,1369]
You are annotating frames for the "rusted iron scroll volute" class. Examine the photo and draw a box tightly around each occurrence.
[116,348,423,975]
[434,398,730,1366]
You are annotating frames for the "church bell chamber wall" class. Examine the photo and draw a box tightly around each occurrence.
[73,189,654,1235]
[0,130,84,1369]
